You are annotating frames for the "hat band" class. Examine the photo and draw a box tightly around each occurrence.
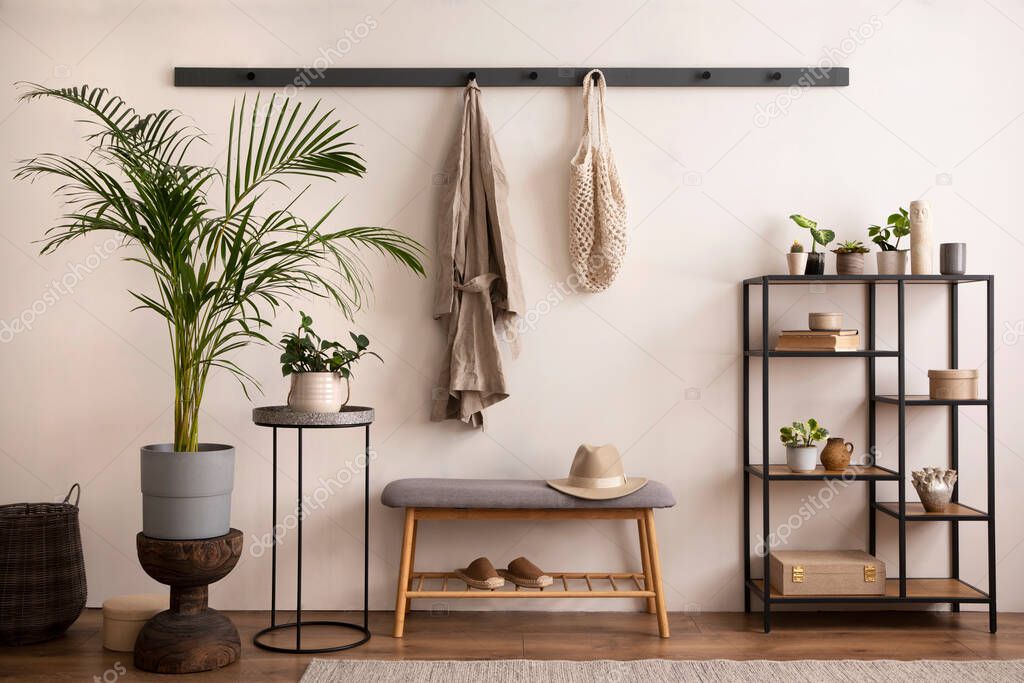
[566,474,627,489]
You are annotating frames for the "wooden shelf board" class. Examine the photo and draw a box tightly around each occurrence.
[873,394,987,405]
[746,464,899,481]
[407,572,654,599]
[749,578,989,602]
[875,501,988,520]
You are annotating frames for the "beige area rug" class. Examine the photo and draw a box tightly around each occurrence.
[301,658,1024,682]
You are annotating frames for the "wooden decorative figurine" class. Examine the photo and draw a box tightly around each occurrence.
[909,200,934,274]
[134,529,242,674]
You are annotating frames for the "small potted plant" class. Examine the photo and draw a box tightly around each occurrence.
[280,312,381,412]
[831,240,870,275]
[869,208,911,274]
[786,241,807,275]
[779,418,829,472]
[789,215,835,275]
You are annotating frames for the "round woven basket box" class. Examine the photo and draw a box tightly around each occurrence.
[102,594,168,652]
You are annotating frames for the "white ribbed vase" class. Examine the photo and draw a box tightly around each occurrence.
[288,372,349,413]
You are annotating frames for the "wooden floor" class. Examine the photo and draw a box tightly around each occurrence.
[1,609,1021,682]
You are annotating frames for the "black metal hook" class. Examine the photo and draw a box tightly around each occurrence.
[529,71,538,80]
[770,71,782,81]
[591,71,601,84]
[700,70,712,80]
[467,71,477,82]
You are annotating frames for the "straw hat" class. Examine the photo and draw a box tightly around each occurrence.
[546,444,647,500]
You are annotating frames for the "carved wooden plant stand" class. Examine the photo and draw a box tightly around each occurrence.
[134,529,243,674]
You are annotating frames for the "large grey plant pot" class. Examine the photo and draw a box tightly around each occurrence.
[140,443,235,540]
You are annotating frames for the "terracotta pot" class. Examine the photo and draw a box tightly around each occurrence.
[820,438,854,471]
[835,252,865,275]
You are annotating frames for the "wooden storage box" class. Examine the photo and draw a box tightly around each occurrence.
[769,550,885,596]
[928,369,978,400]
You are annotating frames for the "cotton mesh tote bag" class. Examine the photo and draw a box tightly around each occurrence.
[569,69,628,292]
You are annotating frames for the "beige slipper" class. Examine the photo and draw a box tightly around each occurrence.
[498,556,553,589]
[454,557,505,590]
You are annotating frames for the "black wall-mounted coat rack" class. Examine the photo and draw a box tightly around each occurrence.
[174,67,849,88]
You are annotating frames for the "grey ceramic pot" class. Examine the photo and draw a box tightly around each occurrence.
[140,443,235,540]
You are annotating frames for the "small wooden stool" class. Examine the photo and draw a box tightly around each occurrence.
[134,529,242,674]
[381,479,676,639]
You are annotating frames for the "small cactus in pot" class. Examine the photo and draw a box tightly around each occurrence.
[786,240,808,275]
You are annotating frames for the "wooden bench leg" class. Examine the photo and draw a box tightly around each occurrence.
[404,518,418,615]
[637,518,656,614]
[643,509,670,638]
[393,507,416,638]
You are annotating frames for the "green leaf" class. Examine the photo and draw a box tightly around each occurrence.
[789,214,817,229]
[809,228,835,247]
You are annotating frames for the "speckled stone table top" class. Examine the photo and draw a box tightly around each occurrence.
[252,405,374,427]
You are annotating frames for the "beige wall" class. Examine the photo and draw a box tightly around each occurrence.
[1,0,1021,613]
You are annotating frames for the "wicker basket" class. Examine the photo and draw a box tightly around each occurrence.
[0,484,87,645]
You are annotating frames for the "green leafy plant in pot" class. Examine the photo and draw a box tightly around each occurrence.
[780,418,829,473]
[279,312,380,413]
[869,208,911,275]
[789,215,835,275]
[831,239,870,275]
[16,85,425,540]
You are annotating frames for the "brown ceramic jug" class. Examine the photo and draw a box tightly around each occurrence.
[821,438,854,471]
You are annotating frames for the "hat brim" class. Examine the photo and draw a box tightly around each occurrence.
[546,477,648,500]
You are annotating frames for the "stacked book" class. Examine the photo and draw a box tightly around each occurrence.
[776,329,860,352]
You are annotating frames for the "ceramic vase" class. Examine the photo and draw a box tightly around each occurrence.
[911,467,957,512]
[909,200,934,274]
[940,243,966,275]
[288,372,349,413]
[786,252,808,275]
[820,438,854,471]
[786,446,818,473]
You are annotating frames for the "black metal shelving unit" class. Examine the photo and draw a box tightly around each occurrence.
[741,274,996,633]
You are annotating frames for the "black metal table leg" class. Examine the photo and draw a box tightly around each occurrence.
[271,427,277,628]
[296,427,303,650]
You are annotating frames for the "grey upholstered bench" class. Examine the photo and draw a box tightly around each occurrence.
[381,478,676,638]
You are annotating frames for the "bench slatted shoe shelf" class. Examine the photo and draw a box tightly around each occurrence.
[741,274,996,633]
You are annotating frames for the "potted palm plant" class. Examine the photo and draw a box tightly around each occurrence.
[788,214,835,275]
[779,418,828,472]
[280,312,380,413]
[16,85,425,540]
[869,208,911,275]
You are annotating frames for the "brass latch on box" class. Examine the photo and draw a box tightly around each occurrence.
[792,565,805,583]
[864,565,877,583]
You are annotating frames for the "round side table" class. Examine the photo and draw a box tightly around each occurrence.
[251,405,373,653]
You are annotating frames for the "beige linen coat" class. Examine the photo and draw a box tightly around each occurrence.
[431,80,525,427]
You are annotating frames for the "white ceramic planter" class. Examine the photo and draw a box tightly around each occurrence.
[786,446,818,473]
[288,372,349,413]
[876,250,908,275]
[140,444,234,540]
[786,252,808,275]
